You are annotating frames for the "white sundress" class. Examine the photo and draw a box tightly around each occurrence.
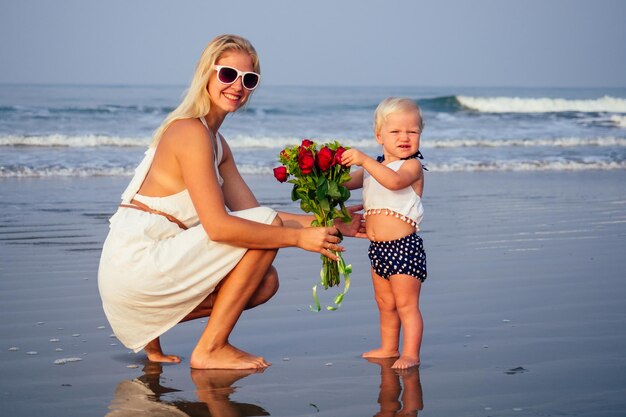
[98,119,277,352]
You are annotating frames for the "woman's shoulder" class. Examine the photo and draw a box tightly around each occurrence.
[160,118,211,148]
[163,118,207,138]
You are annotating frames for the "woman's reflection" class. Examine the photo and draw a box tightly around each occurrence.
[189,368,269,417]
[107,361,269,417]
[367,357,424,416]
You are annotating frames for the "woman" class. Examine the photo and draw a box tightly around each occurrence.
[98,34,363,370]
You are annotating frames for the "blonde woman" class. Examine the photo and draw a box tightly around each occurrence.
[98,35,364,370]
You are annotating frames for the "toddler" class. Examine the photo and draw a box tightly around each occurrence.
[342,97,427,369]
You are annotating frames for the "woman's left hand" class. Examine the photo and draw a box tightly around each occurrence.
[335,204,367,238]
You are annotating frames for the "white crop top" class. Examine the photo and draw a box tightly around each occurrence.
[362,160,424,229]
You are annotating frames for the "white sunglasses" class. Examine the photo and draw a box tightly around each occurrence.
[214,65,261,90]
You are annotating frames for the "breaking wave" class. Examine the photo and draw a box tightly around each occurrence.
[457,95,626,113]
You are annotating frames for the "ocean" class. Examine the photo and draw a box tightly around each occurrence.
[2,84,626,416]
[1,84,625,177]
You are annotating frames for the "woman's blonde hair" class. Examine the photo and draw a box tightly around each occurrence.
[373,97,424,135]
[150,34,260,147]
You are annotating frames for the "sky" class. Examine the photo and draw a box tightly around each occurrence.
[1,0,625,88]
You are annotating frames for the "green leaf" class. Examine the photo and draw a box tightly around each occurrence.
[319,198,330,213]
[291,185,298,202]
[300,201,312,213]
[339,185,350,201]
[340,203,352,223]
[316,178,328,201]
[296,190,310,204]
[327,181,340,198]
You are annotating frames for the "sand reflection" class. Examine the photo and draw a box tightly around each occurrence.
[367,357,424,416]
[107,362,269,416]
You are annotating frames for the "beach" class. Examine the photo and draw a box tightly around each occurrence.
[1,170,625,416]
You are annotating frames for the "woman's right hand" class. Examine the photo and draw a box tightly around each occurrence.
[297,226,344,260]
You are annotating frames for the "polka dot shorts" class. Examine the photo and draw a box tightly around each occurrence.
[368,233,427,281]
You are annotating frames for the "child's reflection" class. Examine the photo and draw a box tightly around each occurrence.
[367,357,424,416]
[107,361,269,417]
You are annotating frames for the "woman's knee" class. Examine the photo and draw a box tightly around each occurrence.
[263,266,280,297]
[247,266,279,309]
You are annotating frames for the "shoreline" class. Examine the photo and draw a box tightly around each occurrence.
[1,170,625,416]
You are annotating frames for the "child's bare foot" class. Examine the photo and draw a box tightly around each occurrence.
[391,355,420,369]
[362,347,400,359]
[190,343,270,370]
[144,338,181,363]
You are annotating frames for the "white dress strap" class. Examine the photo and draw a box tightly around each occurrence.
[198,117,224,186]
[120,147,156,204]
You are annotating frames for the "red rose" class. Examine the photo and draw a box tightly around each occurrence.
[298,139,314,156]
[333,146,346,166]
[279,149,289,160]
[298,150,315,175]
[273,166,288,182]
[316,146,334,171]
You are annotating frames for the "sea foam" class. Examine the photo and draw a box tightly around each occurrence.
[3,134,624,149]
[431,159,626,172]
[3,159,624,178]
[457,95,626,113]
[422,136,626,148]
[0,166,133,178]
[611,115,626,128]
[0,134,376,149]
[0,134,150,147]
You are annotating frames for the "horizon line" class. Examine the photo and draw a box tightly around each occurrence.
[1,82,626,90]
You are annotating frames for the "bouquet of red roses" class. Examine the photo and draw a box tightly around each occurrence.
[273,139,353,311]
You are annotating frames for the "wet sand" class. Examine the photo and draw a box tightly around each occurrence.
[1,171,626,416]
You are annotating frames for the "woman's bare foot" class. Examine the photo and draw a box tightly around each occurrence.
[362,347,400,359]
[190,343,270,370]
[144,338,181,363]
[391,355,420,369]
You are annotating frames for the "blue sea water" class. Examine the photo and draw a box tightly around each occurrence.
[1,84,625,177]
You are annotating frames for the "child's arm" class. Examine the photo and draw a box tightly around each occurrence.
[343,167,364,190]
[342,148,422,190]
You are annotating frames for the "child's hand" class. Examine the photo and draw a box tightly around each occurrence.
[341,148,368,167]
[335,204,367,238]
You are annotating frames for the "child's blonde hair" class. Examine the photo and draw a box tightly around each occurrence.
[374,97,424,134]
[150,34,260,148]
